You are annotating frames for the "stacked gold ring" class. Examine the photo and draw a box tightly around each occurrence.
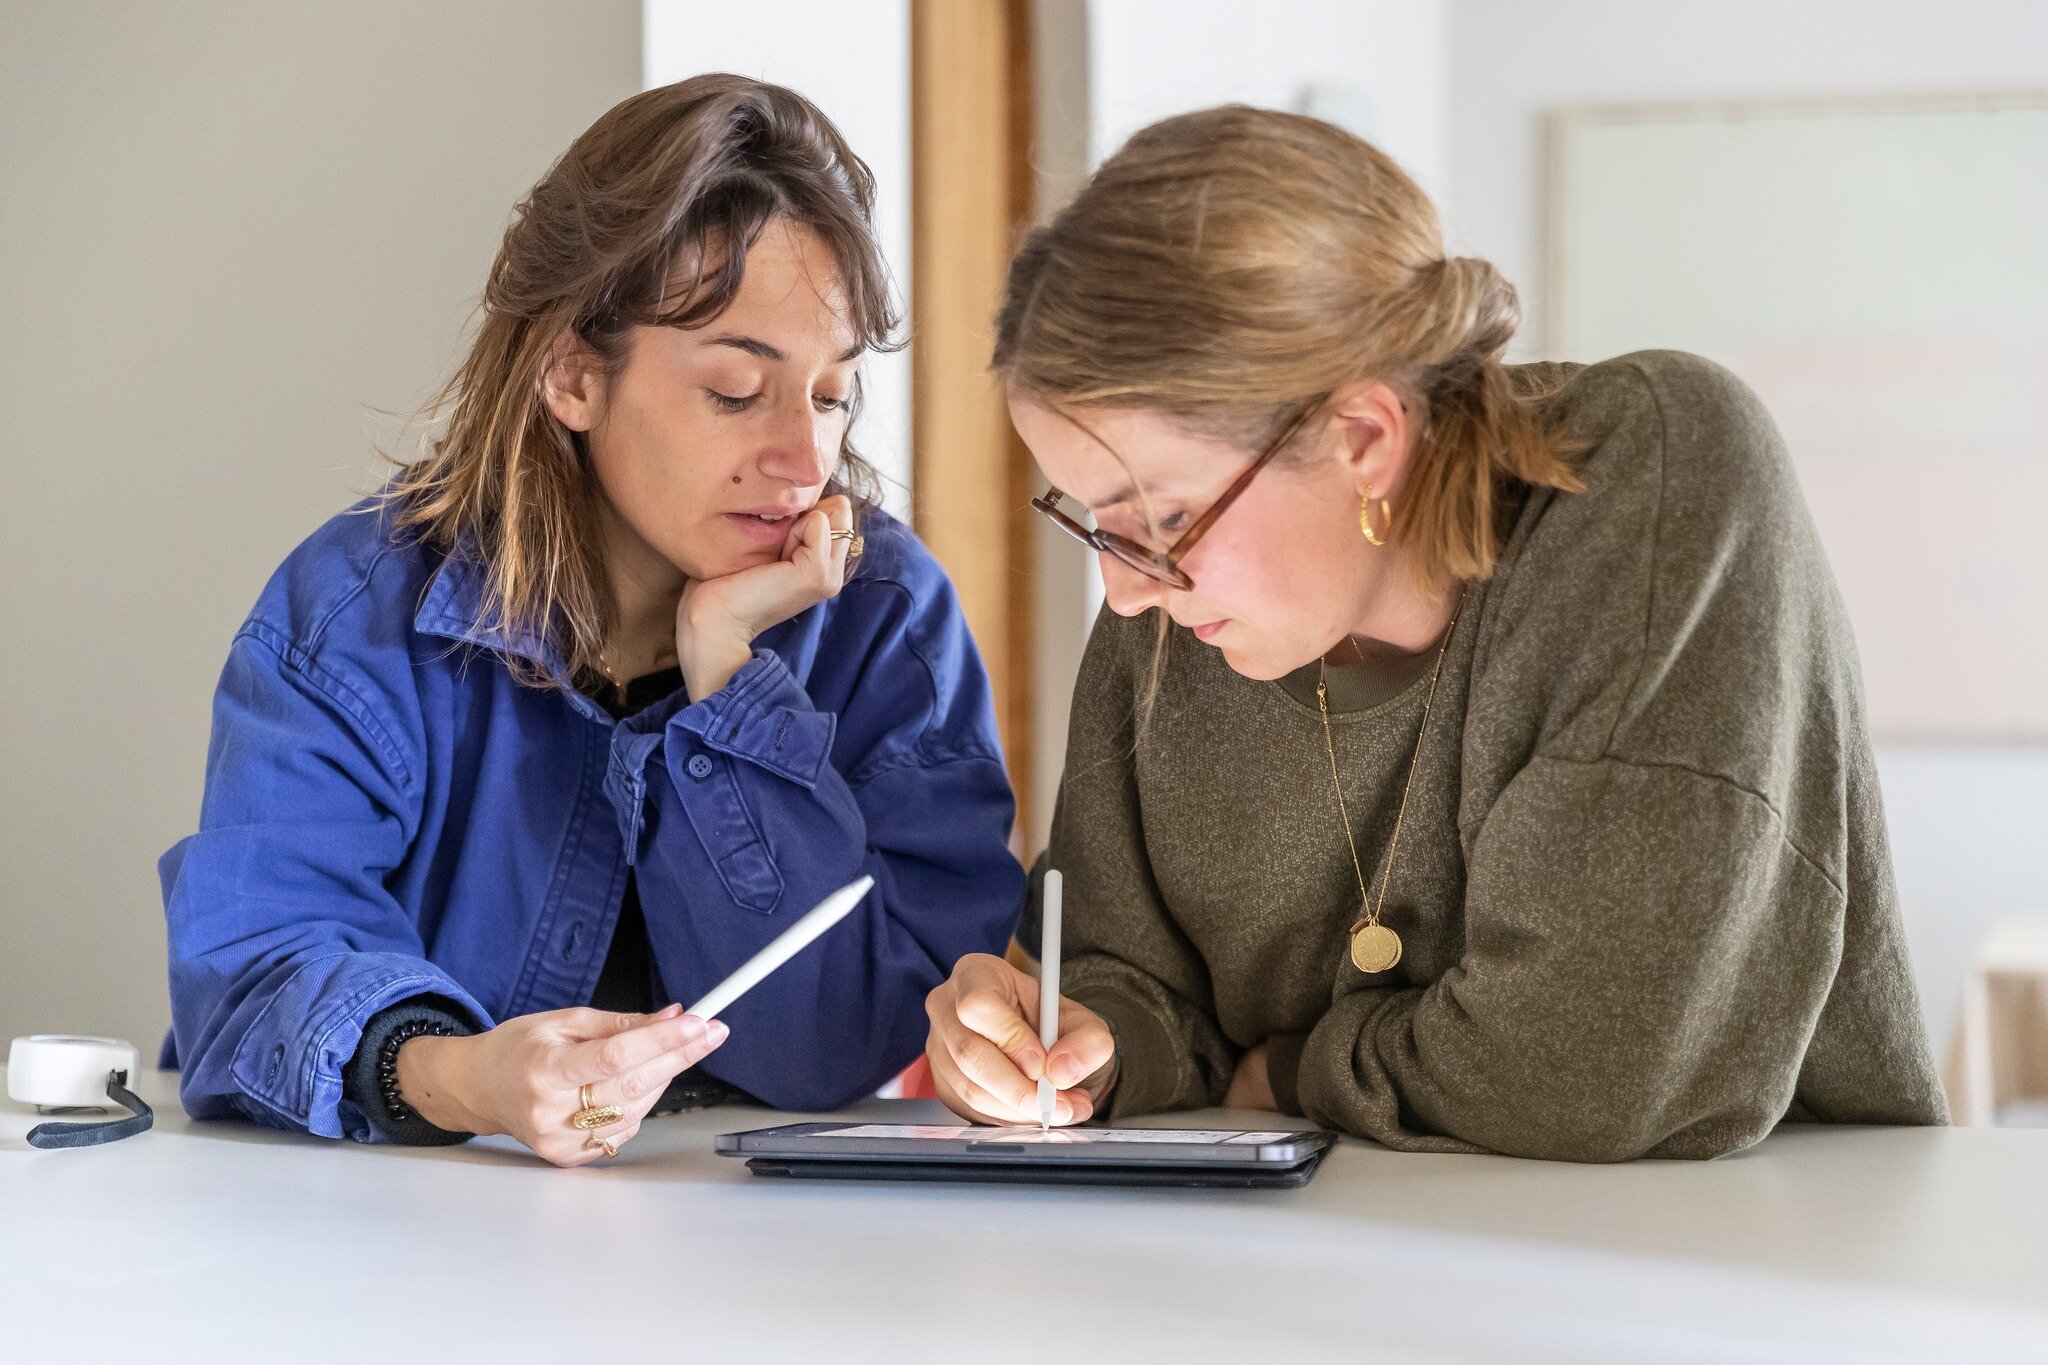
[570,1082,623,1131]
[828,529,864,559]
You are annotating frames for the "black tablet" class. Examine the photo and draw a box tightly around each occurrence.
[715,1121,1338,1188]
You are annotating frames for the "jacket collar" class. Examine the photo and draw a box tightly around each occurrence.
[413,545,566,678]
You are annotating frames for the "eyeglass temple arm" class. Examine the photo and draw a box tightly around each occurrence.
[1164,401,1322,558]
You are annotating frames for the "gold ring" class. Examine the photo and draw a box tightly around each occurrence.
[589,1136,618,1158]
[570,1083,624,1131]
[828,529,856,541]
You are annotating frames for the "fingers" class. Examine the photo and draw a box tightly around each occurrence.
[553,1003,680,1041]
[927,1037,1090,1127]
[927,954,1094,1126]
[557,1011,725,1088]
[581,1016,728,1111]
[922,952,1121,1128]
[532,1016,712,1168]
[947,955,1046,1077]
[928,1034,1036,1125]
[538,1115,644,1169]
[784,495,844,558]
[589,1117,643,1161]
[1045,1004,1116,1091]
[947,1021,1043,1120]
[787,495,853,590]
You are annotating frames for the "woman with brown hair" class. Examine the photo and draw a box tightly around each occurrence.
[160,75,1023,1165]
[923,105,1944,1161]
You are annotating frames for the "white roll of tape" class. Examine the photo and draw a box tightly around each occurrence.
[7,1035,141,1109]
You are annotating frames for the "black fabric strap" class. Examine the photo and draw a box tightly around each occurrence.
[26,1069,154,1149]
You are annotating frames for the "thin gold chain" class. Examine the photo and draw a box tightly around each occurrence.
[600,654,633,707]
[600,644,679,704]
[1315,678,1374,919]
[1315,590,1467,932]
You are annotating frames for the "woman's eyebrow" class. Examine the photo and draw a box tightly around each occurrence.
[706,334,863,364]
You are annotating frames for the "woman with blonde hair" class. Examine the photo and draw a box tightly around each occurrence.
[161,75,1022,1165]
[923,105,1943,1161]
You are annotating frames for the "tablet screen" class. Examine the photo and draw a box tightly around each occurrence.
[829,1124,1300,1144]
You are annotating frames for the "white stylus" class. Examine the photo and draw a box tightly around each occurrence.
[684,875,875,1022]
[1037,868,1063,1130]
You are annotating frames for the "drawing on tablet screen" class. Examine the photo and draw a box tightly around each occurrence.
[825,1124,1296,1144]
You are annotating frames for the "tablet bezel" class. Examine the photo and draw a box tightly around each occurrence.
[715,1121,1335,1167]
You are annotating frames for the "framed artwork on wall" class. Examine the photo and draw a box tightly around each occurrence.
[1548,91,2048,742]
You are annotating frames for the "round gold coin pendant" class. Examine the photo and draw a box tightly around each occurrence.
[1350,922,1403,974]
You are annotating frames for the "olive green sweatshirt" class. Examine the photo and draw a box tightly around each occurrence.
[1045,350,1946,1162]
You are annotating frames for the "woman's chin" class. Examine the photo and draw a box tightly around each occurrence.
[689,540,785,580]
[1214,640,1295,683]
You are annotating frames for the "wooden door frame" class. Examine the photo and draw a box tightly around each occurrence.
[910,0,1037,841]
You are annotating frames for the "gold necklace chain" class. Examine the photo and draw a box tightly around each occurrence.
[1315,590,1466,971]
[599,646,679,704]
[599,653,633,704]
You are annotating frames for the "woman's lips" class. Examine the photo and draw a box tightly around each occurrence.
[724,511,797,546]
[1191,620,1227,642]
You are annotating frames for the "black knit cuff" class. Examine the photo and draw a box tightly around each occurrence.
[343,996,478,1146]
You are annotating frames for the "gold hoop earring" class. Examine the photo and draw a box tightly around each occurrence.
[1360,487,1391,546]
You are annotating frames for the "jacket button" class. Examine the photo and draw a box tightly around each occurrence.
[268,1044,285,1085]
[686,753,714,781]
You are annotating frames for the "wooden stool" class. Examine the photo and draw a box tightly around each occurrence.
[1944,917,2048,1126]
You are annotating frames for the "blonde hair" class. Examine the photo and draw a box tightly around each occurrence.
[382,75,896,686]
[992,104,1579,591]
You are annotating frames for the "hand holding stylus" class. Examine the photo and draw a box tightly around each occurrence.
[923,871,1114,1128]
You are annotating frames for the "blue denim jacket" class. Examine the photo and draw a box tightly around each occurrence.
[159,500,1022,1138]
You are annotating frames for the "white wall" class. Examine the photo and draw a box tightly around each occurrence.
[1088,0,1449,198]
[1446,0,2048,1054]
[0,2,642,1052]
[643,1,914,520]
[1024,0,1453,852]
[1447,0,2048,355]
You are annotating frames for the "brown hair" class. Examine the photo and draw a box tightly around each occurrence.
[383,74,898,685]
[992,104,1580,592]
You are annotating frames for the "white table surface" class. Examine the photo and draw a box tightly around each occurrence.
[4,1070,2045,1364]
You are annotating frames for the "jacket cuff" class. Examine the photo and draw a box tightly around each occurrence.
[673,650,837,789]
[342,996,479,1145]
[228,954,490,1139]
[1067,985,1181,1122]
[601,651,839,885]
[1264,1031,1311,1117]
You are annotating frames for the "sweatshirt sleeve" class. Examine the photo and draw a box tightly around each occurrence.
[1050,612,1240,1120]
[1290,351,1945,1160]
[1289,753,1847,1161]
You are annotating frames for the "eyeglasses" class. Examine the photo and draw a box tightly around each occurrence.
[1031,398,1325,591]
